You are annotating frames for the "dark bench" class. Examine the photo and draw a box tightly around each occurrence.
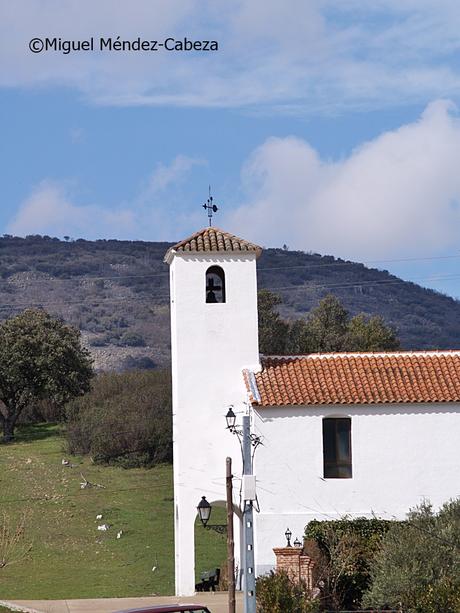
[195,567,220,592]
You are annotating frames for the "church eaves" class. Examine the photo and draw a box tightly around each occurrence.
[164,227,262,263]
[245,350,460,407]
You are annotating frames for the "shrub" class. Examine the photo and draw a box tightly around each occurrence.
[256,570,319,613]
[18,398,64,424]
[89,336,107,347]
[119,332,146,347]
[65,369,172,468]
[363,499,460,613]
[304,517,395,610]
[122,355,156,370]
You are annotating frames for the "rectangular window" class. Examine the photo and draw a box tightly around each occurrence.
[323,417,352,478]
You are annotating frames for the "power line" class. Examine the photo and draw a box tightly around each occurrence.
[0,271,169,283]
[0,251,459,286]
[259,272,460,294]
[0,481,172,505]
[0,295,168,311]
[406,521,460,550]
[258,252,460,273]
[0,271,458,314]
[0,472,226,507]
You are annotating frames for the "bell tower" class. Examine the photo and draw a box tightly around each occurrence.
[164,226,261,596]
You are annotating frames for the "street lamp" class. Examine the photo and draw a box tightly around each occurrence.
[196,496,227,535]
[197,496,212,527]
[285,528,292,547]
[197,406,260,613]
[196,462,235,613]
[225,406,237,431]
[294,537,302,548]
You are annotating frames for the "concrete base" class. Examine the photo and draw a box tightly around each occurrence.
[3,592,244,613]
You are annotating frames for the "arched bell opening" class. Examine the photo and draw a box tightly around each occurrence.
[205,266,226,303]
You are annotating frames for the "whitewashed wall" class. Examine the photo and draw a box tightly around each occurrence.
[252,403,460,575]
[168,244,460,591]
[169,251,260,596]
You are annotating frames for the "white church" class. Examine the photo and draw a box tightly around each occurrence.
[164,226,460,596]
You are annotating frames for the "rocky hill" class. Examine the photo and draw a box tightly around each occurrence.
[1,234,459,370]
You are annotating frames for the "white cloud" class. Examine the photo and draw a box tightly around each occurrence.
[9,103,460,261]
[1,1,460,112]
[7,155,204,240]
[142,155,206,197]
[7,181,136,239]
[225,100,460,259]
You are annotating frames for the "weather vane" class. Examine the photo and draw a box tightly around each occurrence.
[202,186,218,227]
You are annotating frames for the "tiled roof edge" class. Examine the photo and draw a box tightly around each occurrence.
[262,349,460,361]
[164,226,262,263]
[251,351,460,407]
[244,369,261,405]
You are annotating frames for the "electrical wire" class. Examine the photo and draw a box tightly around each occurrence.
[0,269,458,315]
[1,250,460,285]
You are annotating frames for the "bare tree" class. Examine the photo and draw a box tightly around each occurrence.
[311,526,363,611]
[0,511,32,569]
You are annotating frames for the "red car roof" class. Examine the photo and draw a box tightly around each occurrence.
[114,605,211,613]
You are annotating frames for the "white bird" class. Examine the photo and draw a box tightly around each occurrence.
[152,566,157,572]
[117,530,123,539]
[97,524,110,531]
[62,458,70,466]
[96,514,103,520]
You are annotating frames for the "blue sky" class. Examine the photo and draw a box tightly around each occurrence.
[1,0,460,298]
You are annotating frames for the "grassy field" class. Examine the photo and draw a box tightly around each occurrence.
[0,424,226,599]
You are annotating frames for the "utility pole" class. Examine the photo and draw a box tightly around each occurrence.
[225,407,259,613]
[242,414,256,613]
[226,457,236,613]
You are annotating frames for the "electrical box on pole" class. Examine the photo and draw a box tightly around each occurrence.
[242,475,257,501]
[242,414,256,613]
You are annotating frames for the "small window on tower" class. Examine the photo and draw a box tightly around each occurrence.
[205,266,226,303]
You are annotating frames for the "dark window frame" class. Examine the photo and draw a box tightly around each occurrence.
[205,265,226,303]
[322,417,352,479]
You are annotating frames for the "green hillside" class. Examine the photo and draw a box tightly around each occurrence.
[0,424,226,599]
[0,235,459,371]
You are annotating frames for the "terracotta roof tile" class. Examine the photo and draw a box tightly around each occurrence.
[164,227,262,261]
[246,351,460,407]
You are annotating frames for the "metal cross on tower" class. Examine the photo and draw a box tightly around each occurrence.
[202,186,218,226]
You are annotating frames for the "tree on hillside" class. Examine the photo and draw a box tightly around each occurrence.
[345,313,400,352]
[302,295,349,352]
[258,289,289,354]
[258,291,400,355]
[66,370,172,468]
[0,309,93,442]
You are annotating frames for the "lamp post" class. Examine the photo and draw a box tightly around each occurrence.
[226,407,260,613]
[197,464,235,613]
[196,496,227,534]
[197,496,212,527]
[226,457,236,613]
[285,528,292,548]
[225,406,236,430]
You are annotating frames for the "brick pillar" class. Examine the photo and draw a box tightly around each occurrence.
[273,546,314,591]
[299,553,314,590]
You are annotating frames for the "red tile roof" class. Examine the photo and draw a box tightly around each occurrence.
[246,351,460,407]
[164,227,262,261]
